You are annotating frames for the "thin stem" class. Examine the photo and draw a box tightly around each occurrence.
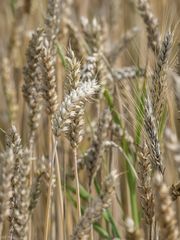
[149,223,152,240]
[73,147,81,219]
[29,135,34,240]
[0,223,3,240]
[129,186,139,227]
[90,226,94,240]
[53,136,64,240]
[44,140,57,240]
[88,185,94,240]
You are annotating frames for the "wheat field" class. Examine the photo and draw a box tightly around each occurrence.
[0,0,180,239]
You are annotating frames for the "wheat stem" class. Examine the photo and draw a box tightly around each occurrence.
[73,147,81,219]
[44,139,57,240]
[53,136,64,239]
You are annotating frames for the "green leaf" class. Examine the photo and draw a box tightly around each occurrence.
[93,223,110,239]
[94,181,121,238]
[56,43,66,67]
[103,210,121,238]
[66,184,91,201]
[79,185,91,200]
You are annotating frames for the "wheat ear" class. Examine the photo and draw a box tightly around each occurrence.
[23,28,44,141]
[0,149,13,236]
[144,96,163,173]
[137,0,160,54]
[151,32,172,123]
[52,79,100,137]
[153,172,180,240]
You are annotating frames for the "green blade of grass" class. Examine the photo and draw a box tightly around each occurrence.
[56,43,66,67]
[93,223,110,239]
[103,210,121,238]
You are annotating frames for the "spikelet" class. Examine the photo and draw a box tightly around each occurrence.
[137,0,160,54]
[144,96,163,173]
[169,181,180,201]
[40,36,58,115]
[153,172,180,240]
[138,145,154,224]
[151,32,172,123]
[52,80,100,137]
[29,170,45,212]
[71,171,117,240]
[81,53,108,90]
[6,125,23,189]
[80,54,98,83]
[0,149,13,223]
[65,48,81,93]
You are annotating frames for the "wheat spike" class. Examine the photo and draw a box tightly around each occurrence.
[0,149,13,223]
[45,0,61,43]
[6,127,31,239]
[153,172,180,240]
[29,170,45,212]
[138,145,154,225]
[151,32,172,122]
[23,28,44,139]
[137,0,160,54]
[64,48,84,147]
[52,79,99,137]
[40,36,58,115]
[144,96,163,173]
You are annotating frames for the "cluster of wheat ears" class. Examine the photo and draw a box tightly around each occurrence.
[0,0,180,239]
